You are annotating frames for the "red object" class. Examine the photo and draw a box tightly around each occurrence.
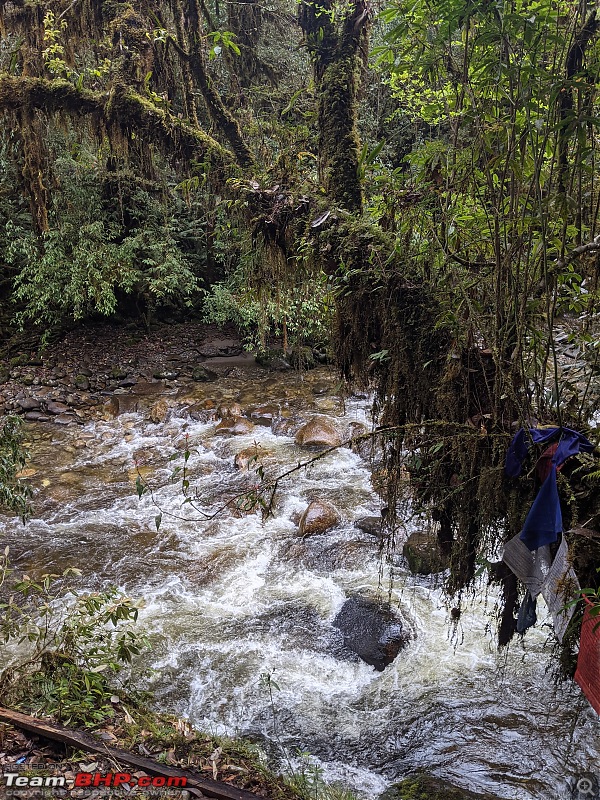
[536,442,563,483]
[575,598,600,715]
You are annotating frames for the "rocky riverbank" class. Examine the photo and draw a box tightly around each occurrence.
[0,322,262,425]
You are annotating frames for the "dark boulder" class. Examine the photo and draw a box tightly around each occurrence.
[403,531,448,575]
[354,516,384,537]
[333,596,410,671]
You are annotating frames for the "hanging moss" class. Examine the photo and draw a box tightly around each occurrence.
[0,74,232,166]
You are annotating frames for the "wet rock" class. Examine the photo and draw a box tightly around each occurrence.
[332,596,410,671]
[256,349,291,370]
[378,774,501,800]
[21,374,34,386]
[272,416,304,437]
[198,338,243,357]
[192,365,218,382]
[116,395,141,414]
[295,416,342,448]
[102,397,120,419]
[153,369,179,380]
[74,374,90,391]
[319,541,376,570]
[53,413,76,425]
[25,412,49,422]
[288,346,316,369]
[17,396,40,411]
[187,402,218,423]
[403,531,448,575]
[110,366,128,380]
[234,444,270,470]
[218,401,243,418]
[148,399,169,423]
[249,403,279,426]
[298,500,341,536]
[354,516,384,537]
[46,401,69,415]
[215,416,255,435]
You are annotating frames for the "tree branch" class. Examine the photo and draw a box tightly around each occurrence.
[0,74,232,166]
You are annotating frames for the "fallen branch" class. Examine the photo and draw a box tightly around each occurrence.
[0,706,261,800]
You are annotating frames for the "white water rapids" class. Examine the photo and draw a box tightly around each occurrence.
[2,366,599,799]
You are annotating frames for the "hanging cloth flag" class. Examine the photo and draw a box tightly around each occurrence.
[505,426,595,478]
[505,426,595,550]
[519,467,563,550]
[502,534,579,642]
[575,598,600,715]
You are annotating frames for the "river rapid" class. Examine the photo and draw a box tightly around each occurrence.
[2,364,599,800]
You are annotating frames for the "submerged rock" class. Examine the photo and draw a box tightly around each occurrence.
[332,596,410,671]
[378,773,501,800]
[295,416,342,448]
[403,531,448,575]
[298,500,341,536]
[272,416,304,437]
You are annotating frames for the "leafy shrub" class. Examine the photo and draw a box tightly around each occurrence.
[0,552,148,727]
[0,416,32,521]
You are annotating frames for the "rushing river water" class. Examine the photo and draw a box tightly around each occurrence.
[2,365,599,800]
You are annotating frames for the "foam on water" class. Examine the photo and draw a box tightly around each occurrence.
[3,383,599,799]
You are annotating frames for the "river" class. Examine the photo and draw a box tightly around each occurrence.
[2,364,599,800]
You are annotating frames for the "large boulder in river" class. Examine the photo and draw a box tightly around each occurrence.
[295,416,342,448]
[333,596,410,671]
[378,773,501,800]
[298,500,341,536]
[403,531,448,575]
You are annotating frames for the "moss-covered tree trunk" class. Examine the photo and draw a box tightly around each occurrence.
[298,0,368,212]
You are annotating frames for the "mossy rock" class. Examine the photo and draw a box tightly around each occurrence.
[403,531,448,575]
[255,349,291,370]
[379,774,500,800]
[288,346,317,369]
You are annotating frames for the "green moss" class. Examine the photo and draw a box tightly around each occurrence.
[318,57,362,211]
[379,774,501,800]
